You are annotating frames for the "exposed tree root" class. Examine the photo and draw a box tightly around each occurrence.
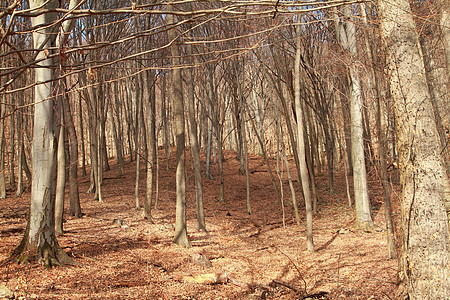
[12,239,79,268]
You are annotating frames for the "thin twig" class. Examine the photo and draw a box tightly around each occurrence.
[275,246,307,295]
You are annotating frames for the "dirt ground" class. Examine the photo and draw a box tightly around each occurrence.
[0,149,399,299]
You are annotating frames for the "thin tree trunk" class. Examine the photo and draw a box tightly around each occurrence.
[78,92,87,177]
[55,112,65,235]
[360,2,397,258]
[243,119,251,215]
[167,5,191,248]
[247,106,282,208]
[186,37,206,231]
[64,91,82,217]
[135,74,142,210]
[295,25,314,252]
[15,93,24,196]
[336,5,373,229]
[144,69,156,220]
[8,107,15,191]
[0,98,6,199]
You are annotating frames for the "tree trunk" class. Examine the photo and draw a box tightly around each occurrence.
[437,0,450,73]
[14,0,72,267]
[15,94,24,196]
[167,6,191,248]
[144,69,156,221]
[64,92,82,218]
[78,92,87,177]
[55,112,66,235]
[336,4,373,229]
[295,25,314,252]
[0,99,6,199]
[376,0,450,298]
[186,37,206,231]
[360,1,396,258]
[135,74,142,210]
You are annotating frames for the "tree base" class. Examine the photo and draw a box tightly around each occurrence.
[173,229,191,248]
[13,239,78,269]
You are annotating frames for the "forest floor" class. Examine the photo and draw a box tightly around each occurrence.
[0,149,400,299]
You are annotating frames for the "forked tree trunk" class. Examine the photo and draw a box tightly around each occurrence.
[167,6,191,248]
[376,0,450,298]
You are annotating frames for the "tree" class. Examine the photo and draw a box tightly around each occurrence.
[334,4,373,230]
[13,0,73,267]
[167,5,191,248]
[376,0,449,298]
[294,23,314,252]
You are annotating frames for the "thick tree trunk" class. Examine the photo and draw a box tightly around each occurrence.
[14,0,72,267]
[376,0,450,298]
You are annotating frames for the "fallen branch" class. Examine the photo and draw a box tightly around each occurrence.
[270,279,303,294]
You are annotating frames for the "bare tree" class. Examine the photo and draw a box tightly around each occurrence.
[13,0,75,267]
[376,0,449,298]
[167,4,191,248]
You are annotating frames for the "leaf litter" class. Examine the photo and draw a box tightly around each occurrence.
[0,149,399,299]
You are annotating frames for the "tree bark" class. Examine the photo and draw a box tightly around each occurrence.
[0,98,6,199]
[335,4,373,229]
[295,24,314,252]
[360,2,397,257]
[63,92,82,218]
[167,5,191,248]
[14,0,73,267]
[186,35,206,231]
[376,0,450,298]
[54,112,65,235]
[144,69,156,221]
